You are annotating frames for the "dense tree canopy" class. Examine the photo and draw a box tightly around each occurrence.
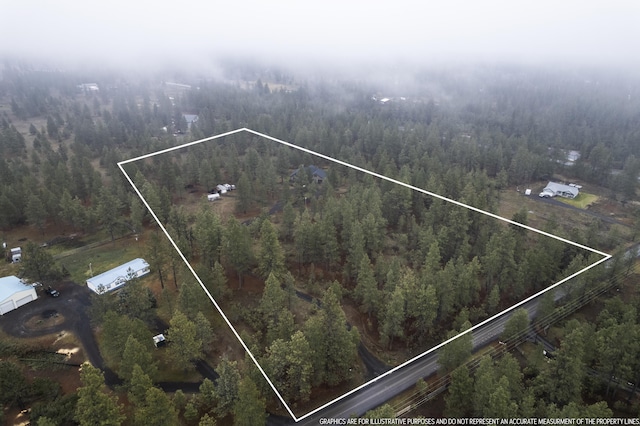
[2,59,639,424]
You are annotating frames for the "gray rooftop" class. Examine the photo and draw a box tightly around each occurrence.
[0,275,33,301]
[544,182,580,197]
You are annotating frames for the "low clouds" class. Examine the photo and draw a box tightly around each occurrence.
[2,0,639,71]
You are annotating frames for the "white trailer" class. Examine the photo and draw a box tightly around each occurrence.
[207,193,221,201]
[10,247,21,263]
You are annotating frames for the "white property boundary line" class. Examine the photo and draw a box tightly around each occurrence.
[118,128,611,422]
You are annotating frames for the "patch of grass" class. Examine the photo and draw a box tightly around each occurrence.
[0,262,20,280]
[556,192,599,209]
[57,235,145,285]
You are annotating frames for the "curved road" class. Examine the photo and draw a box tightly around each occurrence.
[0,281,216,391]
[0,281,391,399]
[0,281,122,385]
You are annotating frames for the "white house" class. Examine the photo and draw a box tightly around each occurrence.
[86,258,150,294]
[0,275,37,315]
[539,182,580,199]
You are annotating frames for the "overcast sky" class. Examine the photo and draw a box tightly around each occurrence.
[2,0,639,71]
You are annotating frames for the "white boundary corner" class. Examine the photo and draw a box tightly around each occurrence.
[118,128,612,422]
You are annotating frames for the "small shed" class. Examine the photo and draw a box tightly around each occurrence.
[0,275,37,315]
[153,334,166,348]
[86,258,150,294]
[207,193,220,201]
[10,247,21,263]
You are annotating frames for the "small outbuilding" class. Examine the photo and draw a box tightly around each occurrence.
[153,334,166,348]
[86,258,150,294]
[10,247,21,263]
[207,193,221,201]
[0,275,37,315]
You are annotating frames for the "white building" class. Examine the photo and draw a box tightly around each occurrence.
[86,258,150,294]
[78,83,100,92]
[0,275,37,315]
[10,247,21,263]
[539,182,580,199]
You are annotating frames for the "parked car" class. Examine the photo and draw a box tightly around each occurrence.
[45,286,60,297]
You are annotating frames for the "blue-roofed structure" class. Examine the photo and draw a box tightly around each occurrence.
[0,275,37,315]
[290,165,327,184]
[86,258,150,294]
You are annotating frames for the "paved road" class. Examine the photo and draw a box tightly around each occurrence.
[291,250,623,424]
[291,301,535,425]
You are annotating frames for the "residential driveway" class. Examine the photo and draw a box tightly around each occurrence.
[0,281,217,390]
[0,281,90,338]
[0,281,120,384]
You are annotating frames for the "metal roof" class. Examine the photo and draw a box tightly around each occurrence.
[0,275,34,302]
[544,182,580,197]
[86,258,149,288]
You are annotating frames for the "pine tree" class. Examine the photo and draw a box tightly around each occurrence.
[501,308,530,342]
[224,217,252,288]
[438,321,472,373]
[258,219,285,279]
[445,365,473,417]
[166,311,202,372]
[119,335,157,382]
[133,387,179,426]
[381,283,406,349]
[265,331,313,402]
[354,254,379,318]
[215,357,241,417]
[74,364,124,426]
[304,286,359,386]
[233,377,266,426]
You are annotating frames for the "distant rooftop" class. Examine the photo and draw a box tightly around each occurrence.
[183,114,199,124]
[290,165,327,180]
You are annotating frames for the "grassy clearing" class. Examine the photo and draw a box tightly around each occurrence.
[556,192,599,209]
[57,235,145,284]
[0,261,21,279]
